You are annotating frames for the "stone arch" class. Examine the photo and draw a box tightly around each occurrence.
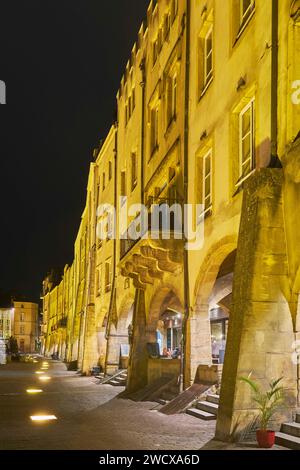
[147,284,184,340]
[106,293,135,373]
[116,294,135,334]
[187,235,238,384]
[193,235,238,307]
[145,284,184,386]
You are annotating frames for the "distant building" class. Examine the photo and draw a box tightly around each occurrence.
[0,302,39,354]
[0,309,13,340]
[13,302,39,353]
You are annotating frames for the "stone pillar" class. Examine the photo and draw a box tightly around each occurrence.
[126,289,148,393]
[186,305,212,385]
[216,169,297,442]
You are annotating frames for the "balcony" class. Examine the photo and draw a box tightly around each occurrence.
[119,198,184,289]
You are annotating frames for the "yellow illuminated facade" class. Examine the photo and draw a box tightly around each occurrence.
[42,0,300,442]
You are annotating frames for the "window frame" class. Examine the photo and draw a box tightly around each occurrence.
[240,0,255,26]
[131,152,138,191]
[202,149,213,217]
[150,105,159,156]
[238,98,256,185]
[104,259,112,293]
[204,26,213,88]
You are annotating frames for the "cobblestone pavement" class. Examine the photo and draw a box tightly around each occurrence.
[0,360,285,450]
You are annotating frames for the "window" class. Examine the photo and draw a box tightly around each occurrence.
[240,0,255,27]
[131,153,138,191]
[109,161,112,181]
[121,171,127,196]
[106,212,114,240]
[166,72,177,127]
[132,88,136,111]
[198,11,214,97]
[153,38,158,66]
[96,265,102,296]
[150,105,159,155]
[102,172,106,191]
[171,0,178,23]
[204,27,213,86]
[20,312,25,322]
[238,99,255,183]
[202,150,213,216]
[164,13,171,40]
[128,95,132,117]
[105,260,112,293]
[19,339,25,353]
[20,325,25,335]
[158,28,163,52]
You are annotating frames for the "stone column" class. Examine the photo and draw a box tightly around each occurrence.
[216,169,298,442]
[126,289,148,393]
[185,305,212,385]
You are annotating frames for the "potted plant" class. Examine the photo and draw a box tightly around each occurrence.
[240,374,284,448]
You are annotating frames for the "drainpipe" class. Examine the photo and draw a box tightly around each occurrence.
[181,0,191,393]
[270,0,280,167]
[104,122,118,373]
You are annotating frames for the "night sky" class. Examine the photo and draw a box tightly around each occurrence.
[0,0,149,305]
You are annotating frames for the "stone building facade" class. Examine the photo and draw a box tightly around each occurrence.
[42,0,300,441]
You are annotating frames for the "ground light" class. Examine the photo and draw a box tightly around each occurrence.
[35,371,44,375]
[38,376,51,382]
[26,389,43,394]
[30,415,57,422]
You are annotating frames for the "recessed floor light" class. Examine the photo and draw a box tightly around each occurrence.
[35,371,44,375]
[26,389,43,394]
[38,376,51,381]
[30,415,57,422]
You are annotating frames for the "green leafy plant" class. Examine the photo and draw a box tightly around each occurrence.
[240,374,284,431]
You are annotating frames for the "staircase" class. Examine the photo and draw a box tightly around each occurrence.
[95,369,128,386]
[275,413,300,450]
[186,393,219,421]
[106,370,128,386]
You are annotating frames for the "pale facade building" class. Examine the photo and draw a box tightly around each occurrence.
[42,0,300,444]
[13,302,38,353]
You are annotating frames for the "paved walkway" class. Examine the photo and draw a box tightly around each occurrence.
[0,360,285,450]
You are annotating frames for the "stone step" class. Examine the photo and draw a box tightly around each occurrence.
[275,432,300,450]
[196,401,219,415]
[296,414,300,424]
[281,422,300,438]
[108,379,126,386]
[206,394,220,405]
[186,408,216,421]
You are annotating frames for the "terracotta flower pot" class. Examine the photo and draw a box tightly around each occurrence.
[256,430,276,448]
